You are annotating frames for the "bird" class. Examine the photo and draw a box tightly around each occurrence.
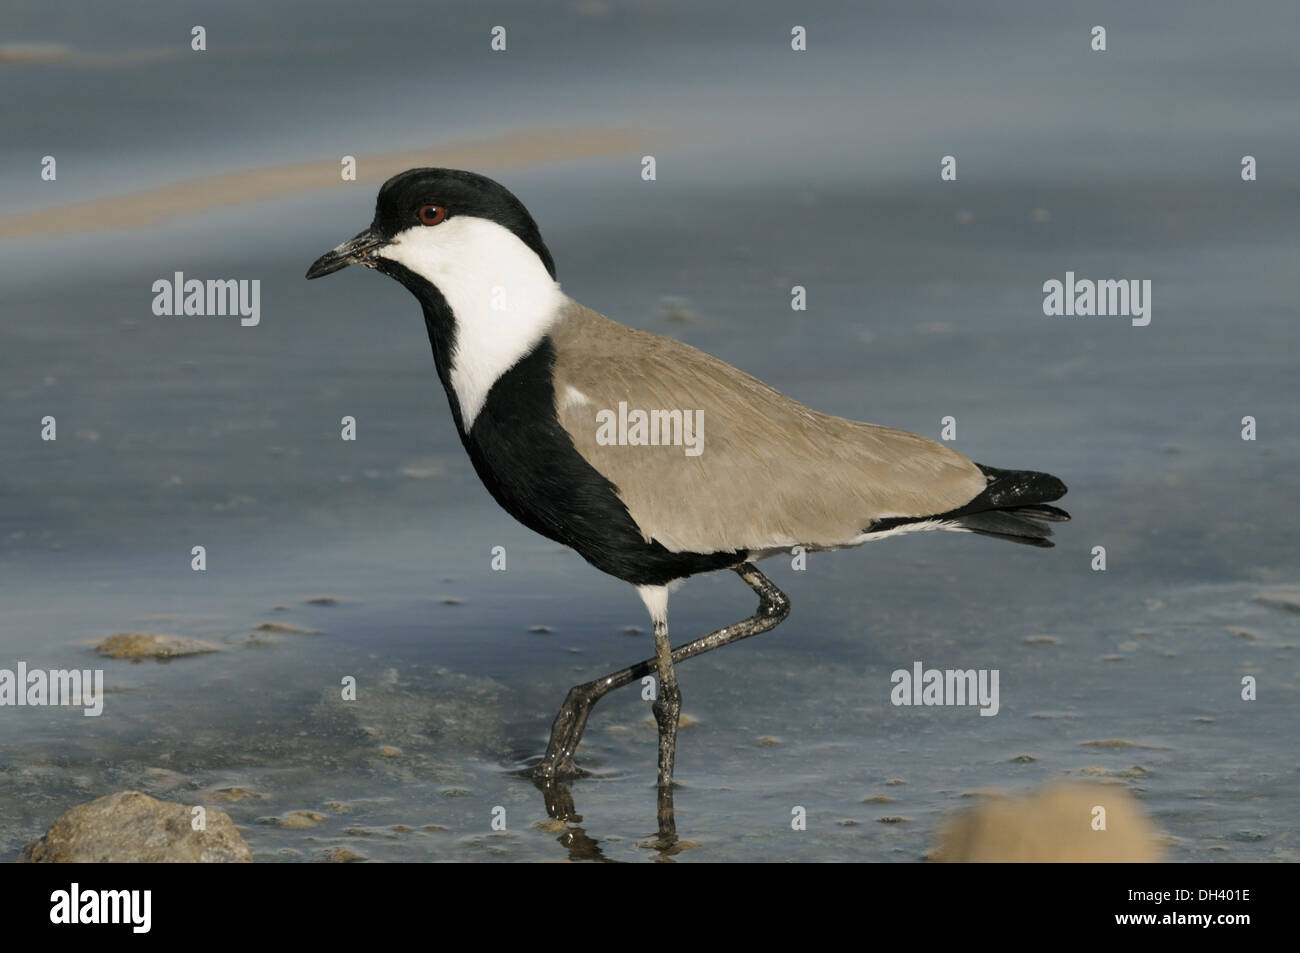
[306,168,1070,793]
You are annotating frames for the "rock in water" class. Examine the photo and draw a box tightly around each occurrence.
[94,632,220,661]
[931,782,1162,862]
[19,790,252,862]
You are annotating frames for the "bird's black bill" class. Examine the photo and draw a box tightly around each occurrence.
[305,228,386,280]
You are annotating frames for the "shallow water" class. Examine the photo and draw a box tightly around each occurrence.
[2,0,1298,861]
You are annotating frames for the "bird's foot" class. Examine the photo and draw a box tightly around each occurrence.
[531,680,599,780]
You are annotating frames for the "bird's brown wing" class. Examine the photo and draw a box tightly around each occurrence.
[549,302,987,554]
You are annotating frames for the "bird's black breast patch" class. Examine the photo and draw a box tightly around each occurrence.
[385,258,741,585]
[461,339,744,586]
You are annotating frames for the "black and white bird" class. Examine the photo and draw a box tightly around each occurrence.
[306,168,1070,791]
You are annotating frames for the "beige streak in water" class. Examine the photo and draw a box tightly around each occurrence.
[0,127,652,239]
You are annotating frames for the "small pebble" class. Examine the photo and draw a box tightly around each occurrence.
[280,811,326,829]
[326,847,366,863]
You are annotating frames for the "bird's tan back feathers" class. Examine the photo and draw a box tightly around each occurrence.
[550,302,987,554]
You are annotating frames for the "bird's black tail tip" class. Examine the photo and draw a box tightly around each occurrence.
[954,464,1071,546]
[972,463,1069,508]
[861,463,1070,546]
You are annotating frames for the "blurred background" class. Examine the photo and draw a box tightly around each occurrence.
[0,0,1296,861]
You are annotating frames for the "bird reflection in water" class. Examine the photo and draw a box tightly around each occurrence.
[528,774,687,863]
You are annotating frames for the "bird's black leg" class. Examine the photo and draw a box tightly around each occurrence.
[532,562,790,780]
[650,616,682,788]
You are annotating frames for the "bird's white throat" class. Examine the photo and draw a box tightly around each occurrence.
[378,216,564,428]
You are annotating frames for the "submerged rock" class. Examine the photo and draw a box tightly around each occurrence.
[19,790,252,862]
[931,782,1161,862]
[1226,625,1263,641]
[94,632,220,661]
[278,810,326,829]
[325,847,366,863]
[1080,738,1173,750]
[1256,589,1300,613]
[210,787,268,802]
[1024,635,1060,646]
[253,621,318,634]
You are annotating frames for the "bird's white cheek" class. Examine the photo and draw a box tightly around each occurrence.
[375,216,564,428]
[379,228,448,277]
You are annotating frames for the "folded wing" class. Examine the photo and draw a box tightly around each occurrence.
[549,303,988,554]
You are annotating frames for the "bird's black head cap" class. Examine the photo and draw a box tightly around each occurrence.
[306,168,556,282]
[373,168,555,279]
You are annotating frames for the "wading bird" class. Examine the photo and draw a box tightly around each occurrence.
[306,168,1069,794]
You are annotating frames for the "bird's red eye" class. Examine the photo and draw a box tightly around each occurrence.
[417,204,447,226]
